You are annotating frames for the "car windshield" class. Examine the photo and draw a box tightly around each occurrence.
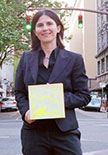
[9,98,15,101]
[2,98,9,101]
[91,98,100,104]
[2,97,15,102]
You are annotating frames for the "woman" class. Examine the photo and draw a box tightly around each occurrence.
[15,9,91,155]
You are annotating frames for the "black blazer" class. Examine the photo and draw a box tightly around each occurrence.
[15,48,91,132]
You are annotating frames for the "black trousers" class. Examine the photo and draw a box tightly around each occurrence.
[21,120,82,155]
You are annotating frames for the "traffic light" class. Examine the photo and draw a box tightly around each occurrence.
[78,15,83,28]
[25,16,32,31]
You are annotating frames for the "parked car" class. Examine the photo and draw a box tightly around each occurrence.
[84,97,101,112]
[0,97,17,111]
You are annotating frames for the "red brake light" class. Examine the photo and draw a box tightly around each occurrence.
[12,101,16,104]
[0,102,4,105]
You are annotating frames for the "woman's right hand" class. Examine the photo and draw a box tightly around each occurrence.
[24,110,36,124]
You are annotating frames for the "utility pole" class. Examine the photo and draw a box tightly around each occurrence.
[28,7,108,15]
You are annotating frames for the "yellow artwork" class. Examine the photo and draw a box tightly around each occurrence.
[28,83,65,120]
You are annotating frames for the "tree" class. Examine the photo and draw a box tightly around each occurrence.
[0,0,27,68]
[0,0,71,68]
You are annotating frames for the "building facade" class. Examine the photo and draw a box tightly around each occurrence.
[96,0,108,94]
[68,0,98,91]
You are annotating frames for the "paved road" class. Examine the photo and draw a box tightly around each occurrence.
[76,109,108,155]
[0,110,22,155]
[0,109,108,155]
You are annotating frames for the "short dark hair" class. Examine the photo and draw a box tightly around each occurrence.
[31,9,64,50]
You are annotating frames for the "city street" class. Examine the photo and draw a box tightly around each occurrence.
[76,109,108,155]
[0,1,108,155]
[0,109,108,155]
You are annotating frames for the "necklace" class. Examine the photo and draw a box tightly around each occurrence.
[43,56,49,69]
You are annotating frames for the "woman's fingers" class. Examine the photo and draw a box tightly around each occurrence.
[25,110,36,124]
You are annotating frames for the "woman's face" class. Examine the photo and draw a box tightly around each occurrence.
[34,15,60,44]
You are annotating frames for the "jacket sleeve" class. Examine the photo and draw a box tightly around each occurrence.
[64,54,91,109]
[15,52,29,121]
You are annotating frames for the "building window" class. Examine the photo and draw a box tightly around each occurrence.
[101,58,105,73]
[105,1,108,11]
[98,61,100,75]
[106,55,108,71]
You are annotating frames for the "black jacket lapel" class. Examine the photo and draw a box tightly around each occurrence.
[48,49,70,83]
[29,50,39,84]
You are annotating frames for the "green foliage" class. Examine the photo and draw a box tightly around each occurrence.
[0,0,28,67]
[0,0,71,68]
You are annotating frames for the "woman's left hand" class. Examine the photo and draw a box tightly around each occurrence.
[25,110,36,124]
